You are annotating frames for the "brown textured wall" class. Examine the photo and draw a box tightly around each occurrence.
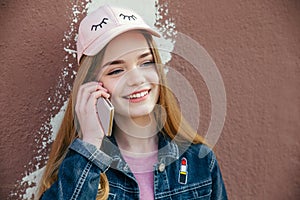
[1,0,299,199]
[0,0,75,198]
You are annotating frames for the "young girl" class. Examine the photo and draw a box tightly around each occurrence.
[37,5,227,200]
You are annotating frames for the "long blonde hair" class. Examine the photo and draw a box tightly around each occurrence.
[37,31,205,199]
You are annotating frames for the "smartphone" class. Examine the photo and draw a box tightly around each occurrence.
[96,98,114,137]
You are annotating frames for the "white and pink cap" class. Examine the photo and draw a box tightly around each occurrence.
[76,5,161,64]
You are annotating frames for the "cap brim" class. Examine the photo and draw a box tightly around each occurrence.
[82,24,161,57]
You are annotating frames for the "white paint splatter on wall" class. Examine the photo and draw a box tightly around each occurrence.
[10,0,176,199]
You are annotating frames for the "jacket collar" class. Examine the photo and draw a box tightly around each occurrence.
[157,132,179,162]
[100,132,179,168]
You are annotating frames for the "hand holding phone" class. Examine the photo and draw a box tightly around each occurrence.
[96,98,114,136]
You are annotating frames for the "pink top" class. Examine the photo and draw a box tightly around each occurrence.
[121,150,158,200]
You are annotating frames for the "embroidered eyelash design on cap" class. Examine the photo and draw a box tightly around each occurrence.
[91,18,109,31]
[119,13,137,21]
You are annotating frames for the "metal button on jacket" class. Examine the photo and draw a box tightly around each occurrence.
[123,164,129,172]
[158,163,165,172]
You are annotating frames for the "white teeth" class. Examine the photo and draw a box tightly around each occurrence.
[128,91,149,99]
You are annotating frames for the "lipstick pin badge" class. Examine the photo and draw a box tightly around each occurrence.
[178,157,188,184]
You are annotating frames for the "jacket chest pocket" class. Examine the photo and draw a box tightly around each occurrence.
[157,181,212,200]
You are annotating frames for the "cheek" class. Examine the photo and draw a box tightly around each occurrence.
[148,71,160,99]
[102,78,125,104]
[146,70,160,84]
[101,77,116,96]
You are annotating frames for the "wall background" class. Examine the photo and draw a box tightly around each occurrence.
[1,0,299,199]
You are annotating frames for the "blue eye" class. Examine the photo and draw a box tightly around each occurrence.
[141,61,155,68]
[107,69,124,75]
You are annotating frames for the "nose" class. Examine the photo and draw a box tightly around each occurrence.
[126,67,146,86]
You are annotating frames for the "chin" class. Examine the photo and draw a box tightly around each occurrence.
[115,104,156,119]
[131,110,154,119]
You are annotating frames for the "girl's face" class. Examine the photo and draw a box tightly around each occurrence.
[98,31,160,120]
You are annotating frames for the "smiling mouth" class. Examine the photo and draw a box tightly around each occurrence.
[125,89,150,99]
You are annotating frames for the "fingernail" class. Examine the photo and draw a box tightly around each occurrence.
[98,82,103,85]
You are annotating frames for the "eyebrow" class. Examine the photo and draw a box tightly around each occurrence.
[102,51,153,68]
[138,51,152,60]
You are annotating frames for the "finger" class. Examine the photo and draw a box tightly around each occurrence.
[78,82,104,97]
[78,89,110,115]
[76,81,111,116]
[77,82,105,110]
[82,85,109,108]
[86,90,111,108]
[75,82,100,113]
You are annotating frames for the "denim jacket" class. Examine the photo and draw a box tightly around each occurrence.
[41,133,228,199]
